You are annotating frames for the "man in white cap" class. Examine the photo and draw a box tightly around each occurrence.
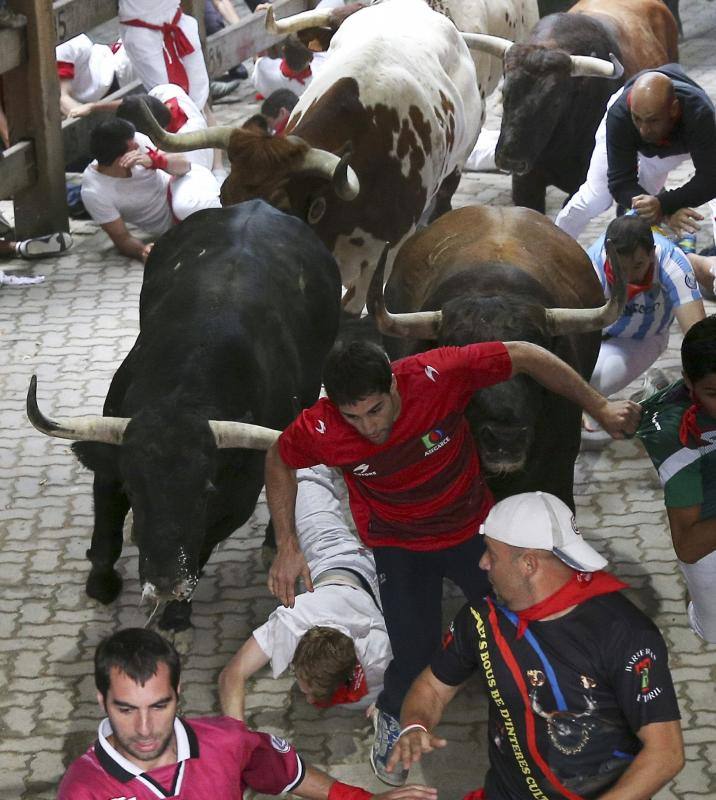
[386,492,684,800]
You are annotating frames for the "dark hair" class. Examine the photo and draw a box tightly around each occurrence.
[604,215,654,256]
[90,118,136,165]
[282,37,312,72]
[242,113,269,133]
[261,89,299,119]
[118,94,171,134]
[292,626,356,701]
[323,340,392,406]
[95,628,181,700]
[682,314,716,383]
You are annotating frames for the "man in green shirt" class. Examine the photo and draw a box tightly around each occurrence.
[638,315,716,642]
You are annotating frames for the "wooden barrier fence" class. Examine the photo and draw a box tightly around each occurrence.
[0,0,309,238]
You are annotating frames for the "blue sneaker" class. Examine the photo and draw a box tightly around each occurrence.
[370,708,408,786]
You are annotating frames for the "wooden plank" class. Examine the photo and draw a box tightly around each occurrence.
[61,80,145,166]
[5,0,68,237]
[204,0,310,77]
[0,141,35,200]
[52,0,117,45]
[0,27,26,75]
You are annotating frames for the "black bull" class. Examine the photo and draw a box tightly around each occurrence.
[368,205,624,509]
[27,200,341,631]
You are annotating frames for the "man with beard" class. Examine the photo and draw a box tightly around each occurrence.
[387,492,684,799]
[56,627,436,800]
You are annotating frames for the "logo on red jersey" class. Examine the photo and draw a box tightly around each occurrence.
[353,463,377,477]
[315,420,326,434]
[421,428,450,455]
[270,734,291,753]
[424,365,440,382]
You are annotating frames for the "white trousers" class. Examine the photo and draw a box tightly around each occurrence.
[120,12,210,109]
[680,550,716,643]
[169,164,221,221]
[589,330,669,397]
[295,465,380,601]
[555,88,716,241]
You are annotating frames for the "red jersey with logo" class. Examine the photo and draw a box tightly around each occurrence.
[278,343,512,550]
[57,716,305,800]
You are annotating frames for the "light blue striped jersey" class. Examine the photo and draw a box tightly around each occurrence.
[587,232,701,339]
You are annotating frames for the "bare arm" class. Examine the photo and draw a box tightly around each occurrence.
[387,667,461,774]
[294,767,436,800]
[100,218,153,262]
[219,635,270,719]
[596,720,684,800]
[505,341,641,438]
[667,504,716,564]
[118,148,190,177]
[264,442,312,607]
[59,79,83,117]
[674,299,705,336]
[67,98,123,118]
[211,0,240,24]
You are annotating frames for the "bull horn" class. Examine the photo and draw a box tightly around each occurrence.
[570,52,624,79]
[367,243,442,339]
[208,420,281,450]
[265,4,334,34]
[461,33,514,60]
[298,146,360,201]
[544,238,627,336]
[27,375,129,444]
[136,99,234,152]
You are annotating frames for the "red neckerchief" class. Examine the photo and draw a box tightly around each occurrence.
[57,61,75,80]
[163,96,189,134]
[515,571,628,639]
[604,256,654,301]
[311,663,368,707]
[273,115,289,137]
[462,791,486,800]
[280,58,312,85]
[679,401,708,447]
[121,9,194,94]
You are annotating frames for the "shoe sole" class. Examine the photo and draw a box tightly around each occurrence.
[369,710,408,787]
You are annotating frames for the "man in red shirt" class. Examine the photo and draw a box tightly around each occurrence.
[57,627,436,800]
[264,339,640,785]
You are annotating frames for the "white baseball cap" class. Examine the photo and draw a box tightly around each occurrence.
[479,492,608,572]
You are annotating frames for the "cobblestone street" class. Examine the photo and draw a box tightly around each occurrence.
[1,2,715,797]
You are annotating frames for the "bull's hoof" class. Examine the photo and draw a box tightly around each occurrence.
[86,567,122,604]
[158,600,192,633]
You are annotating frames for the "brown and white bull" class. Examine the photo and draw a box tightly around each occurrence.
[367,205,626,508]
[138,0,487,314]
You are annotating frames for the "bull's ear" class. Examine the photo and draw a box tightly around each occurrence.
[72,442,121,479]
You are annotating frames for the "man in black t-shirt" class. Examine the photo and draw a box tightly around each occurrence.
[556,63,716,242]
[387,492,684,800]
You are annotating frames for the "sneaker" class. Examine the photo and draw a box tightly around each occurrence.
[209,79,242,101]
[16,232,73,260]
[629,368,671,403]
[0,7,26,28]
[370,707,408,787]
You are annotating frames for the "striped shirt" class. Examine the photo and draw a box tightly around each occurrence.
[587,232,701,340]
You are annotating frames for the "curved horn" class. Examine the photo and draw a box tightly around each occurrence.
[461,32,514,60]
[136,99,234,152]
[27,375,129,444]
[544,238,627,336]
[265,4,334,34]
[208,420,281,450]
[367,243,442,339]
[298,146,360,201]
[570,52,624,79]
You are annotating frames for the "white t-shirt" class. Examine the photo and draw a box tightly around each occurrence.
[149,84,212,170]
[56,34,116,103]
[252,465,390,708]
[118,0,180,24]
[81,132,173,235]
